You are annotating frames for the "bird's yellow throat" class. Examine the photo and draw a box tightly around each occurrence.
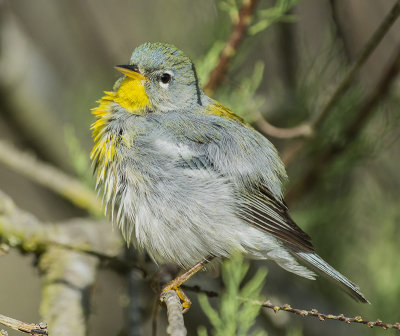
[113,76,150,113]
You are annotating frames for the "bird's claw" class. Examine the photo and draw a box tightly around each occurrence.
[162,286,192,313]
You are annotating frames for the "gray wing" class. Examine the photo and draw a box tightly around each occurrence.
[237,184,314,252]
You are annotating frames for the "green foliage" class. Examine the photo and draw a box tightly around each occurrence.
[217,61,266,122]
[219,0,240,23]
[197,41,266,123]
[218,0,300,36]
[196,41,226,87]
[198,254,268,336]
[249,0,300,36]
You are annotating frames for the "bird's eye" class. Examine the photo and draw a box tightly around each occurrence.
[160,73,172,84]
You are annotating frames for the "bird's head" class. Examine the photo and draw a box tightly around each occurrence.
[114,42,203,114]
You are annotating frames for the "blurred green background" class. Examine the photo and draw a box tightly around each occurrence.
[0,0,399,335]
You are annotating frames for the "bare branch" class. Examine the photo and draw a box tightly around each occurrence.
[0,189,120,255]
[245,298,400,331]
[203,0,259,95]
[0,314,47,336]
[254,111,313,139]
[160,290,187,336]
[283,1,400,165]
[0,140,102,216]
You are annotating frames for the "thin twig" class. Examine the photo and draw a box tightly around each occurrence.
[286,43,400,204]
[0,140,102,216]
[160,290,187,336]
[183,285,400,331]
[244,298,400,331]
[283,1,400,165]
[204,0,259,95]
[181,284,219,298]
[0,314,47,336]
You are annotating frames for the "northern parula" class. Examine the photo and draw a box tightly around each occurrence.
[91,42,368,309]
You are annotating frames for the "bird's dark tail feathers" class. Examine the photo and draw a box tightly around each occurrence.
[294,251,370,304]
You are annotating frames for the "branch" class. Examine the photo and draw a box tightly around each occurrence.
[0,140,102,216]
[181,284,219,298]
[283,1,400,165]
[183,285,400,331]
[0,189,141,273]
[246,299,400,331]
[253,111,313,139]
[160,290,187,336]
[286,43,400,204]
[39,247,98,336]
[0,314,47,336]
[203,0,259,95]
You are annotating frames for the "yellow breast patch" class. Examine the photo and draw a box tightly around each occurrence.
[91,76,150,182]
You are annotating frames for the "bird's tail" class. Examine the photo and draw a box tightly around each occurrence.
[294,251,370,304]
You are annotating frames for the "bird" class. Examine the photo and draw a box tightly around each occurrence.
[90,42,369,311]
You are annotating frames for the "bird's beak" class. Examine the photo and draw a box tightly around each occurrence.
[114,64,148,81]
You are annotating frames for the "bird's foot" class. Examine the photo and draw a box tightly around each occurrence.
[162,284,192,313]
[160,257,213,313]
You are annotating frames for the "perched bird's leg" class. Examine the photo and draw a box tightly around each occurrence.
[162,256,214,313]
